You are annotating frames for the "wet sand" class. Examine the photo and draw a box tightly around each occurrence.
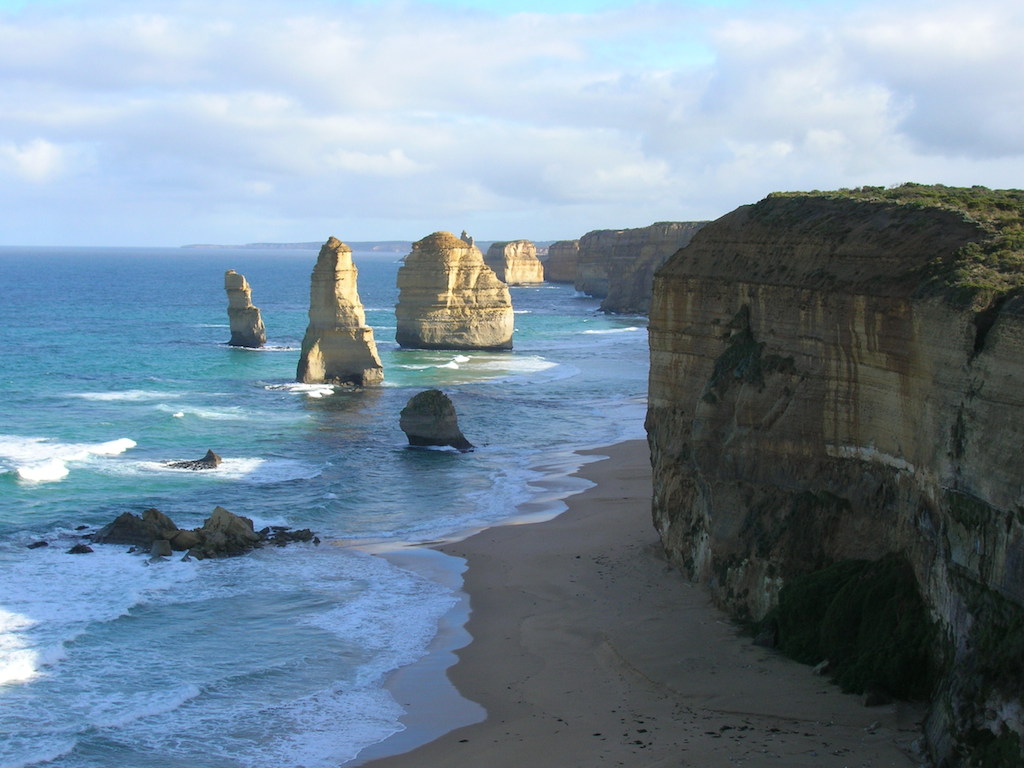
[362,439,925,767]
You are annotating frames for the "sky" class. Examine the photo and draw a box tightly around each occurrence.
[1,0,1022,246]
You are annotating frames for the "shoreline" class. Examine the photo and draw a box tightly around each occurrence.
[357,439,925,767]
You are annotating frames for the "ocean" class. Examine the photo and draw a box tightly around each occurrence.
[0,246,649,768]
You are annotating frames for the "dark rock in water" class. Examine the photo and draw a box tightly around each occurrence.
[27,540,49,549]
[188,506,262,559]
[399,389,474,452]
[166,450,222,471]
[93,508,180,547]
[67,543,94,554]
[89,506,317,559]
[151,540,173,557]
[75,525,89,531]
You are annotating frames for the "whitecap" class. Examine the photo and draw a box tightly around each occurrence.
[0,435,137,484]
[70,390,180,402]
[116,457,321,484]
[265,382,336,399]
[581,326,643,335]
[16,459,69,483]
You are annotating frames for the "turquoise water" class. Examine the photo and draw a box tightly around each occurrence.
[0,246,648,767]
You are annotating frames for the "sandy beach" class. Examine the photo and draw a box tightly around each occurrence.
[361,440,926,767]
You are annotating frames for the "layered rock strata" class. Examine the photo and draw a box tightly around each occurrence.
[544,240,580,284]
[646,186,1024,766]
[399,389,474,452]
[576,221,707,313]
[484,240,544,284]
[395,231,514,350]
[224,270,266,347]
[297,237,384,386]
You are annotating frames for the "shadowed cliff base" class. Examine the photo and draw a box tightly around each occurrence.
[647,183,1024,767]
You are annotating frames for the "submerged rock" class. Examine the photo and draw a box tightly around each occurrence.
[297,237,384,386]
[395,231,514,350]
[224,270,267,347]
[399,389,474,452]
[166,449,222,471]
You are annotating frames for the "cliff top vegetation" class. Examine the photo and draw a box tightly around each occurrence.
[768,183,1024,306]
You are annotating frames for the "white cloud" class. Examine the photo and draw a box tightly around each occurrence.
[0,138,68,182]
[0,0,1021,245]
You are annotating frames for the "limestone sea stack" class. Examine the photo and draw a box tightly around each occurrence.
[399,389,474,452]
[297,237,384,386]
[484,240,544,284]
[224,270,266,347]
[395,231,514,350]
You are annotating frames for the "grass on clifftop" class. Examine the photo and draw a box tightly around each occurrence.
[767,183,1024,307]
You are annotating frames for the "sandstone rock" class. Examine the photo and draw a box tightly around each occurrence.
[224,270,266,347]
[150,540,173,558]
[93,508,181,546]
[646,185,1024,766]
[544,240,580,284]
[190,505,262,558]
[166,450,222,471]
[484,240,544,285]
[399,389,474,452]
[395,232,514,350]
[297,237,384,386]
[575,221,706,313]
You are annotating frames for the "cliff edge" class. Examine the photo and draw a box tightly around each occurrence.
[647,185,1024,767]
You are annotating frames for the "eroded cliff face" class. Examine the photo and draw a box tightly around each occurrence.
[647,190,1024,766]
[576,221,707,313]
[224,270,266,347]
[544,240,580,284]
[484,240,544,284]
[296,237,383,386]
[396,231,514,350]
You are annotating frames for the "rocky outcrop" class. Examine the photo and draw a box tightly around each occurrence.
[646,186,1024,767]
[297,237,384,386]
[166,449,222,470]
[544,240,580,284]
[91,506,314,559]
[224,270,266,347]
[395,231,514,350]
[576,221,707,313]
[399,389,474,452]
[484,240,544,284]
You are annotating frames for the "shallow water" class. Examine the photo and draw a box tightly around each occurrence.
[0,246,648,767]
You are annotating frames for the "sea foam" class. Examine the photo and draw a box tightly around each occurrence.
[0,435,137,484]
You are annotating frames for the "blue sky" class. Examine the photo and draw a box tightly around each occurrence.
[1,0,1022,245]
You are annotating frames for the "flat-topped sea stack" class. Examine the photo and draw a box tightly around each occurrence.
[484,240,544,285]
[296,237,383,386]
[646,185,1024,766]
[395,231,514,350]
[543,240,580,284]
[576,221,707,313]
[224,270,266,347]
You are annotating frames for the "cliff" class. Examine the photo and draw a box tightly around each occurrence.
[224,270,266,347]
[646,185,1024,767]
[296,237,384,386]
[575,221,707,314]
[395,231,514,350]
[484,240,545,284]
[544,240,580,284]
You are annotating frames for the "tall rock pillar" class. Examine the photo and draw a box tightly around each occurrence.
[224,270,266,348]
[395,231,514,350]
[296,237,384,386]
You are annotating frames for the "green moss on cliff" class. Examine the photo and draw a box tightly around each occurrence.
[766,183,1024,308]
[768,554,937,700]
